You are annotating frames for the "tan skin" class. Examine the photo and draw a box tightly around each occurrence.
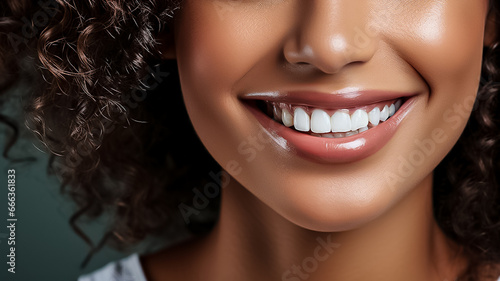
[143,0,493,280]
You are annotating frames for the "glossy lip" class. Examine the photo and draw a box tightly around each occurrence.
[241,90,419,164]
[241,90,417,109]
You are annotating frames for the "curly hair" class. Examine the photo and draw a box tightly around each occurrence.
[1,0,500,279]
[0,0,220,266]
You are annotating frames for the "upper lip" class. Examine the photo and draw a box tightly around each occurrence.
[240,89,417,109]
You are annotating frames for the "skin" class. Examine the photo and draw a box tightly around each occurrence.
[142,0,492,280]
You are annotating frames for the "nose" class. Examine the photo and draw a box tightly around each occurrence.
[283,0,378,74]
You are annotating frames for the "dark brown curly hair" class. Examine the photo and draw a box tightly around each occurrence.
[1,0,500,279]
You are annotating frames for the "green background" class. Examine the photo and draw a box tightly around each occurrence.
[0,85,130,281]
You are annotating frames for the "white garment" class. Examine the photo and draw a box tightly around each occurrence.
[78,253,147,281]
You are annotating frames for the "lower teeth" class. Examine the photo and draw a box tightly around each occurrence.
[309,126,370,138]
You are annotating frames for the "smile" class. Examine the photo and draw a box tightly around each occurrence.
[261,99,402,138]
[241,90,419,163]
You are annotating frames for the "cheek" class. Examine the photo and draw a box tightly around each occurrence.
[172,2,267,177]
[174,3,247,159]
[174,1,283,95]
[174,1,291,170]
[390,1,486,99]
[386,1,486,155]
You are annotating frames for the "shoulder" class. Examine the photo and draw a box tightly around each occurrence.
[78,253,148,281]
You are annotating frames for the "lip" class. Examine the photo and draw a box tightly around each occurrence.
[241,90,417,109]
[241,90,419,164]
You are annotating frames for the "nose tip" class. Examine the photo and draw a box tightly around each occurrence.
[285,34,369,74]
[283,1,378,74]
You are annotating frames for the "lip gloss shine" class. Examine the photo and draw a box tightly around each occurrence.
[243,91,418,163]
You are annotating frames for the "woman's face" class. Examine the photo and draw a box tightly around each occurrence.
[173,0,489,231]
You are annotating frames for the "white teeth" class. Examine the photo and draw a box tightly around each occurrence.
[269,99,402,138]
[294,108,310,132]
[311,109,331,133]
[331,110,352,133]
[282,108,293,127]
[389,104,396,117]
[380,105,389,122]
[395,100,402,111]
[368,107,380,126]
[359,126,368,133]
[350,109,369,130]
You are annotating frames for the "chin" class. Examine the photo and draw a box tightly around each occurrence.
[279,197,391,233]
[240,167,417,232]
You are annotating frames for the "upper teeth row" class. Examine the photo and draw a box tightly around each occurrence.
[274,100,402,134]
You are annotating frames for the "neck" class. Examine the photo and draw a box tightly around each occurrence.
[142,172,468,281]
[197,172,467,281]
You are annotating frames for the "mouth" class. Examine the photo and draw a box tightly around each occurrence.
[255,98,402,138]
[241,90,419,163]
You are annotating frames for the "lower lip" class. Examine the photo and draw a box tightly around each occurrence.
[245,97,417,163]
